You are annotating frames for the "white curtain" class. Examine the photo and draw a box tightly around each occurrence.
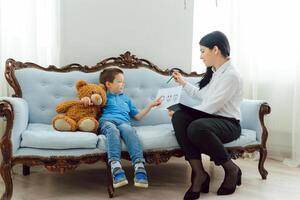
[0,0,60,97]
[193,0,300,166]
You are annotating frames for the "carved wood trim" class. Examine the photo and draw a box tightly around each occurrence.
[0,100,14,200]
[5,51,203,98]
[12,154,107,173]
[119,149,184,165]
[260,103,271,149]
[5,59,22,97]
[0,100,14,164]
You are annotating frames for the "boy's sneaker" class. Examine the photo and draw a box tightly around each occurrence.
[112,167,128,188]
[134,163,148,188]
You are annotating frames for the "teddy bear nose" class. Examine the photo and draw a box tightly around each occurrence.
[91,94,102,105]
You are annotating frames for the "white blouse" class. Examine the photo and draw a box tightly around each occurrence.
[183,60,243,120]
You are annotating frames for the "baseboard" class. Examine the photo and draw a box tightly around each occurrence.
[267,144,291,161]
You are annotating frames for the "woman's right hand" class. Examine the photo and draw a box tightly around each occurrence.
[167,109,175,117]
[172,71,186,86]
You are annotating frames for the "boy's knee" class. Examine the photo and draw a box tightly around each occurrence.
[119,123,135,133]
[101,122,118,134]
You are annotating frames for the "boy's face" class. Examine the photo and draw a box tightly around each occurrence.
[105,73,125,94]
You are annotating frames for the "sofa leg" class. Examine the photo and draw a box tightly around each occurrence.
[0,161,13,200]
[22,165,30,176]
[258,147,268,179]
[106,162,114,198]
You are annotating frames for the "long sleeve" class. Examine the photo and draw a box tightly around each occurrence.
[183,82,206,100]
[183,60,243,120]
[193,74,240,114]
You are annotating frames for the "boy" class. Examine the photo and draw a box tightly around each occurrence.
[82,68,161,189]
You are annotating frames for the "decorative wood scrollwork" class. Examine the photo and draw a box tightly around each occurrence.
[0,101,14,200]
[4,51,202,98]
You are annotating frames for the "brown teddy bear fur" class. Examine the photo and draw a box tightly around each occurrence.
[52,80,107,133]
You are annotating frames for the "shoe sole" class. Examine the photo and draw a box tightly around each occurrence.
[113,180,128,188]
[134,182,148,188]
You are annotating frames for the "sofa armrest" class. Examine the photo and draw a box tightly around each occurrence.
[0,97,29,155]
[240,99,271,145]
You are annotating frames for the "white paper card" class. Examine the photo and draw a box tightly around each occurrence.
[156,86,182,110]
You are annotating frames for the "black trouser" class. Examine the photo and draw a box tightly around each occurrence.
[172,109,241,166]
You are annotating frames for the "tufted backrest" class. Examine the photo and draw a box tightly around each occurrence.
[15,69,100,124]
[15,67,201,125]
[124,69,200,126]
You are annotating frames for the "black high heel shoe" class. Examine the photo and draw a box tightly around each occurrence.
[184,172,210,200]
[217,168,242,195]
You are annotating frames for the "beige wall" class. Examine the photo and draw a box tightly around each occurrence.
[60,0,195,72]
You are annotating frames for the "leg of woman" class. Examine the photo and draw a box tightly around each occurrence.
[172,110,210,198]
[187,118,241,195]
[172,110,202,162]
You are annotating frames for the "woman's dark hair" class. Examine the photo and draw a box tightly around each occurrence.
[99,68,123,85]
[199,31,230,57]
[198,67,214,89]
[198,31,230,89]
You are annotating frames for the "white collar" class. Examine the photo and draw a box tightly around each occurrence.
[213,60,231,75]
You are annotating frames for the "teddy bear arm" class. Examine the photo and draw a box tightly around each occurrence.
[56,100,81,113]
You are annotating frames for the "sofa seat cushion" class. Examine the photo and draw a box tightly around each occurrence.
[14,147,104,157]
[224,129,257,147]
[97,124,179,151]
[20,123,99,149]
[97,124,257,151]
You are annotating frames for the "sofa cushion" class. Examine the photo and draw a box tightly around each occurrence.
[20,123,99,149]
[97,124,258,151]
[224,129,257,147]
[14,147,104,157]
[97,124,179,151]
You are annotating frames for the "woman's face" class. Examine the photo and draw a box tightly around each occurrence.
[200,45,215,67]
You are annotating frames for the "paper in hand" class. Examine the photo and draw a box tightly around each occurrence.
[155,86,182,110]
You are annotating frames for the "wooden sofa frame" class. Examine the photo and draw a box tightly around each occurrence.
[0,51,271,200]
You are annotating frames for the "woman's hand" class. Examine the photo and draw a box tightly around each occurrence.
[80,97,93,107]
[172,71,186,86]
[167,109,175,117]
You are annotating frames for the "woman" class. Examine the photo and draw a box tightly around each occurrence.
[170,31,243,200]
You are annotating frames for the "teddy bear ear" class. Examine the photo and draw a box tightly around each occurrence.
[99,83,107,91]
[76,80,87,90]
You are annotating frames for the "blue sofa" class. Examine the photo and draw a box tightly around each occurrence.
[0,51,271,199]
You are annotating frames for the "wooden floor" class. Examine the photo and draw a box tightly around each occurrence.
[0,156,300,200]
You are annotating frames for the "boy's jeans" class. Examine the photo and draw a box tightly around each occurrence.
[100,120,145,164]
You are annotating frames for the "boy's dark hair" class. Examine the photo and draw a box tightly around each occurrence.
[99,68,124,85]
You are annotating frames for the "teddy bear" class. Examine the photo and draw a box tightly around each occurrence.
[52,80,107,133]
